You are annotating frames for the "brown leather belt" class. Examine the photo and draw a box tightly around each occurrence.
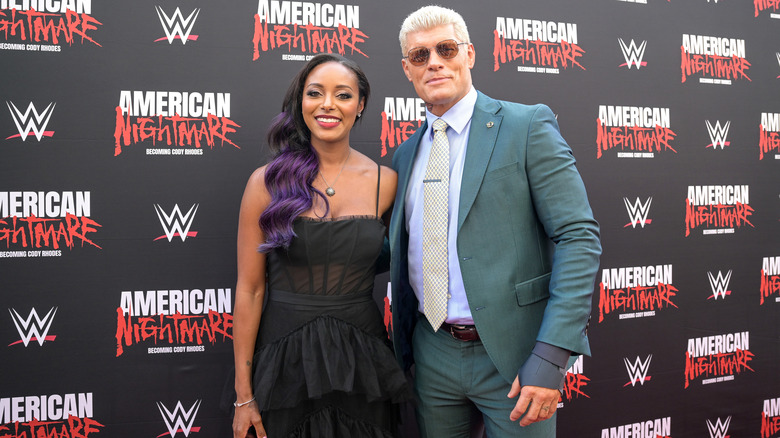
[441,322,480,341]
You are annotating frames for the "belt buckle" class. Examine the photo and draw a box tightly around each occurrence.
[448,324,470,341]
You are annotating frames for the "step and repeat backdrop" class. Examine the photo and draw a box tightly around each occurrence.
[1,0,779,437]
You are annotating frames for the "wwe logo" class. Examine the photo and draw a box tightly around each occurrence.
[6,101,55,141]
[706,416,731,438]
[707,270,732,300]
[8,307,57,347]
[618,39,647,69]
[157,400,201,438]
[623,197,652,228]
[154,204,199,242]
[155,7,200,44]
[623,354,652,387]
[776,53,779,78]
[705,120,731,149]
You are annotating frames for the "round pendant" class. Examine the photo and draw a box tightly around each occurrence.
[325,187,335,197]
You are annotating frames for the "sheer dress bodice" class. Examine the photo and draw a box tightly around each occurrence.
[266,215,385,297]
[258,216,389,346]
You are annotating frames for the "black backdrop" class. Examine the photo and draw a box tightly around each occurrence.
[1,1,779,437]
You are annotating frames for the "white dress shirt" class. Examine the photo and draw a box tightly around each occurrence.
[404,86,477,325]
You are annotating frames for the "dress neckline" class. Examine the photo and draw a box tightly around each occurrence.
[296,215,383,223]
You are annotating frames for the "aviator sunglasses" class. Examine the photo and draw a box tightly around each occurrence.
[403,39,469,66]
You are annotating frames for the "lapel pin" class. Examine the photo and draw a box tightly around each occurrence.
[486,121,494,128]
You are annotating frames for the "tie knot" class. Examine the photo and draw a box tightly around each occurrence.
[433,118,448,133]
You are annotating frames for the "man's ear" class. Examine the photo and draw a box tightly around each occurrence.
[401,59,413,82]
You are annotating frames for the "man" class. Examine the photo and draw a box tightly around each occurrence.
[388,5,601,437]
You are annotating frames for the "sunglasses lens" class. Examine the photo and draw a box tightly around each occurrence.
[408,47,430,66]
[406,40,461,66]
[436,40,459,59]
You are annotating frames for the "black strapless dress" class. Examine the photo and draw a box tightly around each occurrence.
[251,216,409,437]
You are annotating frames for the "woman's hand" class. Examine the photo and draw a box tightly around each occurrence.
[232,401,266,438]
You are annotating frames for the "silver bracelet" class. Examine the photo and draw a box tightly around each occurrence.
[233,396,255,408]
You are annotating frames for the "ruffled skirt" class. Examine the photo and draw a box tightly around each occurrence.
[253,314,409,411]
[228,290,411,437]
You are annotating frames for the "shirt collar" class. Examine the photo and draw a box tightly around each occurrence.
[425,86,477,137]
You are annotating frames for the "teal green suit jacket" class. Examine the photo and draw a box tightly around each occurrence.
[389,91,601,383]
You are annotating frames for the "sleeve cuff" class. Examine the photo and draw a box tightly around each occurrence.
[531,341,570,369]
[517,353,567,390]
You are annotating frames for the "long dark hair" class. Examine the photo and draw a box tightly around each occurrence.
[258,53,370,252]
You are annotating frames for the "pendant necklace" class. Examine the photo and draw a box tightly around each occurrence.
[320,148,351,197]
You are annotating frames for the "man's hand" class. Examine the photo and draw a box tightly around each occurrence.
[507,377,561,426]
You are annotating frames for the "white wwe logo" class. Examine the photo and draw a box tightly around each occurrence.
[6,101,55,141]
[623,197,652,228]
[706,416,731,438]
[705,120,731,149]
[9,307,57,347]
[157,400,201,438]
[156,7,200,45]
[155,204,199,242]
[624,354,652,387]
[707,270,732,300]
[618,39,647,69]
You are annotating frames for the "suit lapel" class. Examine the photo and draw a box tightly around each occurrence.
[458,92,502,231]
[390,120,427,251]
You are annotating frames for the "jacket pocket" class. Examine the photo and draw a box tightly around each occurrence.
[515,273,551,306]
[484,161,520,181]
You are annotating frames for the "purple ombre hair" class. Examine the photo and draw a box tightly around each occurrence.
[258,53,370,252]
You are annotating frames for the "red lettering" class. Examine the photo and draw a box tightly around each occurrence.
[114,106,131,156]
[65,9,102,46]
[115,310,233,356]
[379,112,423,157]
[66,214,102,249]
[493,32,585,71]
[116,307,132,357]
[598,282,677,322]
[0,416,104,438]
[208,113,241,149]
[681,48,752,83]
[684,200,755,236]
[595,120,676,159]
[684,349,754,388]
[383,296,393,338]
[209,310,232,340]
[113,114,241,153]
[0,9,28,41]
[252,16,369,61]
[755,0,780,17]
[0,9,101,46]
[0,216,28,247]
[562,372,590,400]
[761,412,780,438]
[759,125,780,160]
[0,215,101,250]
[760,271,780,305]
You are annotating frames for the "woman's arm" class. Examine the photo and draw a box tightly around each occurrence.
[232,167,271,438]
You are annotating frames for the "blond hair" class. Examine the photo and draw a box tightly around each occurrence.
[399,5,470,55]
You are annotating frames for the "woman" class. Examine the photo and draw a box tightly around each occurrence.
[230,53,408,438]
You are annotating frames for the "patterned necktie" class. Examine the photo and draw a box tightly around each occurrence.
[422,118,450,331]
